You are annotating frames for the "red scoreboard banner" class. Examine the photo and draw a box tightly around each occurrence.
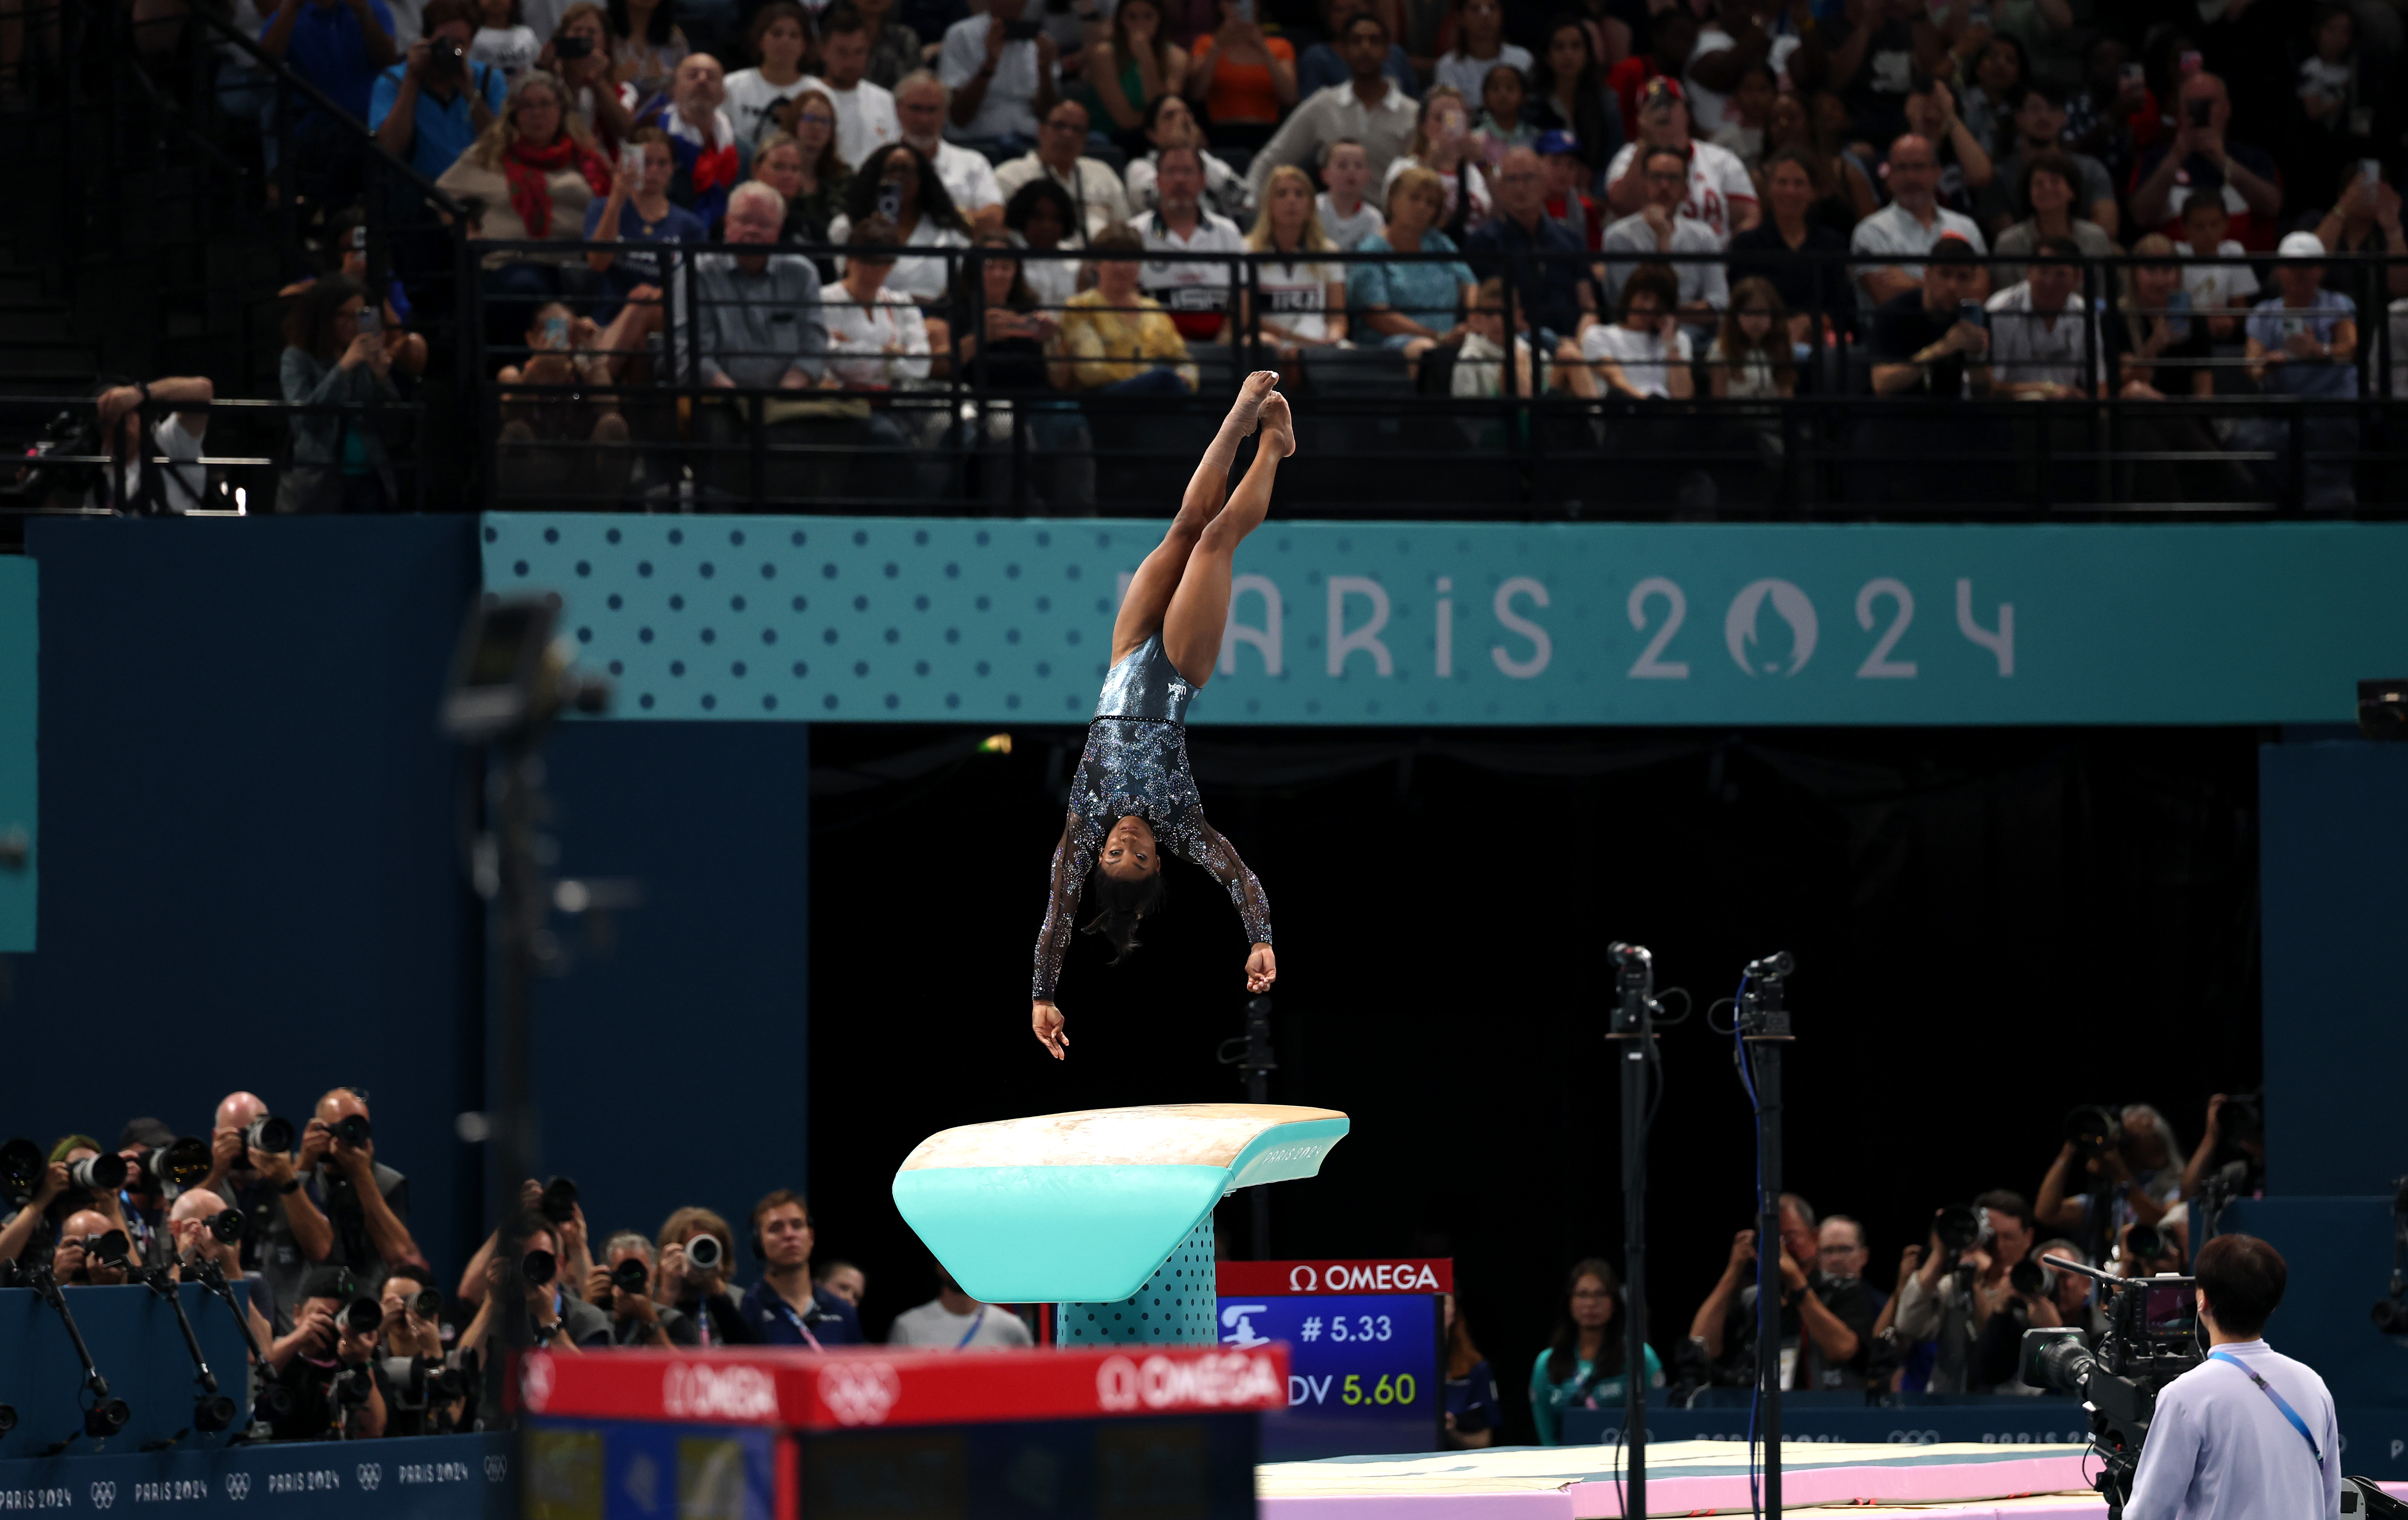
[1214,1259,1453,1296]
[520,1343,1290,1431]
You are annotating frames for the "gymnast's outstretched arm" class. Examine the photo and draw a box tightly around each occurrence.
[1032,811,1091,1059]
[1175,817,1277,994]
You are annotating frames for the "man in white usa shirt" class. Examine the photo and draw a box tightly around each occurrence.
[2122,1234,2339,1520]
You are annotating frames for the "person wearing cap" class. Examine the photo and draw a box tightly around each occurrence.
[1534,129,1599,250]
[1602,77,1757,244]
[1603,7,1695,144]
[1849,132,1986,307]
[2239,231,2360,507]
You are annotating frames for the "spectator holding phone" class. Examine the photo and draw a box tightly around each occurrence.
[586,124,708,320]
[538,4,634,151]
[2128,71,2282,251]
[938,0,1059,154]
[372,0,506,178]
[278,275,400,513]
[2241,231,2360,507]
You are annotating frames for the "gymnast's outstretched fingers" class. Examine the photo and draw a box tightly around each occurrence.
[1245,943,1277,993]
[1033,1000,1069,1059]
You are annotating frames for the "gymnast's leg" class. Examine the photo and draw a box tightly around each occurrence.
[1108,371,1283,666]
[1162,386,1292,687]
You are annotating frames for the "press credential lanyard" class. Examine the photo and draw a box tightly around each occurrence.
[2207,1351,2325,1470]
[955,1308,988,1349]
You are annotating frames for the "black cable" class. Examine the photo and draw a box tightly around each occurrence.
[1654,987,1694,1025]
[1704,997,1739,1035]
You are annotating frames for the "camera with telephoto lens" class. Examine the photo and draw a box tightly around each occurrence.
[540,1176,578,1224]
[2065,1104,2121,1161]
[553,30,592,59]
[331,1362,376,1407]
[2009,1257,2053,1298]
[1934,1202,1982,1253]
[80,1229,132,1270]
[341,1297,384,1336]
[0,1138,42,1202]
[205,1208,245,1244]
[522,1248,558,1288]
[604,1257,649,1299]
[410,1288,444,1320]
[129,1136,213,1194]
[65,1152,128,1193]
[331,1114,371,1149]
[2020,1261,2202,1511]
[684,1232,725,1274]
[242,1114,294,1155]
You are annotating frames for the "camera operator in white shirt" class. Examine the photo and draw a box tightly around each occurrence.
[2122,1233,2338,1520]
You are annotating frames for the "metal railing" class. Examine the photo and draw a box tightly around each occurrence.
[453,239,2408,518]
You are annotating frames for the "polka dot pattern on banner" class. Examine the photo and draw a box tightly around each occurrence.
[1056,1216,1217,1345]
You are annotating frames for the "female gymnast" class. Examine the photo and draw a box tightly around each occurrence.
[1029,371,1294,1059]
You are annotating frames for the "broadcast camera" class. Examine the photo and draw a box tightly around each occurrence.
[2019,1258,2201,1518]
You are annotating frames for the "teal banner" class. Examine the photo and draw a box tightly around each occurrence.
[481,516,2408,727]
[0,556,32,951]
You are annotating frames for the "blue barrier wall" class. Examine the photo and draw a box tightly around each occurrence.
[2259,739,2408,1197]
[0,556,32,952]
[0,1283,255,1459]
[0,1431,511,1520]
[6,520,814,1278]
[483,516,2408,727]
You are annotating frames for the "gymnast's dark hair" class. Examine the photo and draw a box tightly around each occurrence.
[1080,862,1166,963]
[1545,1257,1630,1386]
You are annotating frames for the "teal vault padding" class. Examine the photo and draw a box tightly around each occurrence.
[1059,1215,1218,1344]
[890,1106,1349,1308]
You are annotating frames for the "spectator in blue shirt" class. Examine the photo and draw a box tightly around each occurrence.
[2239,231,2361,507]
[736,1190,864,1347]
[585,125,708,321]
[262,0,400,203]
[1346,164,1475,360]
[1296,0,1415,101]
[1462,144,1594,362]
[370,0,505,179]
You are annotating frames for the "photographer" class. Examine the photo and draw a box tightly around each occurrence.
[1969,1235,2099,1392]
[456,1178,592,1310]
[375,1268,462,1435]
[262,1089,423,1329]
[1689,1196,1880,1391]
[586,1231,701,1347]
[739,1190,863,1346]
[168,1187,279,1352]
[1894,1190,2037,1392]
[197,1091,284,1274]
[2037,1104,2183,1266]
[2117,1217,2188,1278]
[89,377,214,515]
[261,1266,391,1440]
[2123,1234,2338,1520]
[656,1206,749,1345]
[115,1117,182,1268]
[457,1213,611,1357]
[51,1209,136,1286]
[2180,1094,2265,1202]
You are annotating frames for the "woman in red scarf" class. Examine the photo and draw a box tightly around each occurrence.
[439,70,618,350]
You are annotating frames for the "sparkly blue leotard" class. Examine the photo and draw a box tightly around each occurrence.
[1032,633,1273,1001]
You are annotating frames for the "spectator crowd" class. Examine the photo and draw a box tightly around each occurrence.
[19,0,2408,512]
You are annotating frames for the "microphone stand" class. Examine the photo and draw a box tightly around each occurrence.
[136,1263,238,1437]
[1605,942,1661,1519]
[1738,953,1795,1519]
[18,1263,132,1448]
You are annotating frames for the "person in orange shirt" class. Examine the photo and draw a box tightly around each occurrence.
[1183,0,1294,150]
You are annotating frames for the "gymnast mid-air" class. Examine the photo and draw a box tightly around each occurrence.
[1029,372,1294,1060]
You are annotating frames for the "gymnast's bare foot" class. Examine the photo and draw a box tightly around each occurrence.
[1259,391,1295,458]
[1229,370,1280,434]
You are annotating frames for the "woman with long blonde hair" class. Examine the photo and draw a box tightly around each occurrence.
[1242,164,1345,360]
[437,70,616,340]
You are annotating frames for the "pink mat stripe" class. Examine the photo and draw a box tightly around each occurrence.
[1567,1452,2091,1517]
[1261,1496,1575,1520]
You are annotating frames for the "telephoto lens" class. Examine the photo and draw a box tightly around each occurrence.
[194,1394,238,1434]
[153,1135,213,1189]
[207,1208,246,1244]
[410,1288,444,1319]
[342,1297,384,1335]
[540,1176,579,1224]
[2063,1105,2119,1158]
[331,1114,372,1148]
[522,1248,559,1288]
[83,1399,131,1439]
[2009,1258,2049,1297]
[0,1138,42,1200]
[685,1233,724,1273]
[86,1229,132,1268]
[1934,1202,1980,1252]
[333,1365,375,1405]
[607,1257,650,1296]
[65,1152,128,1193]
[242,1115,294,1154]
[2127,1224,2167,1262]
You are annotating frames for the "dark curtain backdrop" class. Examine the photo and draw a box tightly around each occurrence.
[806,723,2262,1445]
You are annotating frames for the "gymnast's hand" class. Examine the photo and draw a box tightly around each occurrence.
[1032,1000,1069,1060]
[1245,944,1277,993]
